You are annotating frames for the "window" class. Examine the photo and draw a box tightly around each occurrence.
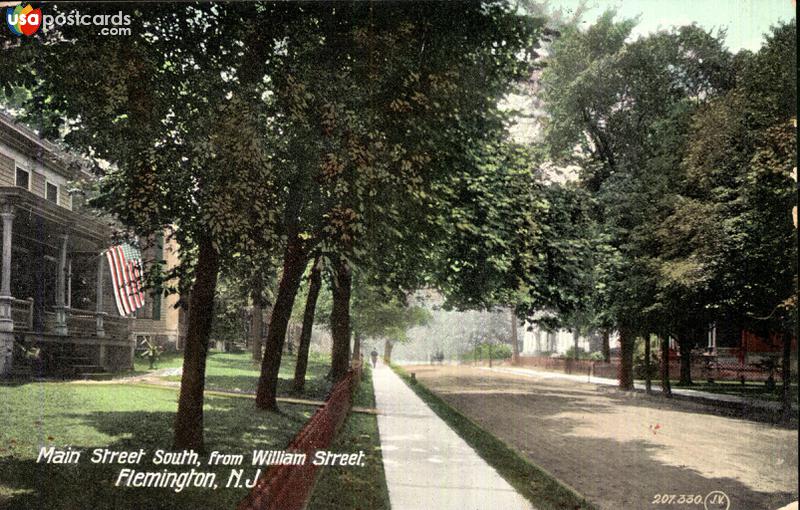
[46,182,58,203]
[15,165,29,190]
[151,291,161,321]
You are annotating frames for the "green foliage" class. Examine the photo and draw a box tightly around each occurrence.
[209,277,250,345]
[1,3,287,297]
[462,342,513,361]
[433,143,546,310]
[679,21,797,334]
[564,347,604,361]
[350,282,431,343]
[537,12,798,348]
[136,338,164,369]
[266,2,544,281]
[528,183,596,330]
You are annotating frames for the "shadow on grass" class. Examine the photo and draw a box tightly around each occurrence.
[191,375,332,402]
[0,394,314,510]
[201,352,333,401]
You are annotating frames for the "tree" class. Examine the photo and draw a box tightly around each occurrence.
[427,144,594,347]
[293,256,323,392]
[328,256,353,380]
[2,3,294,449]
[349,284,431,365]
[541,12,733,389]
[209,277,250,347]
[251,1,543,409]
[680,22,796,411]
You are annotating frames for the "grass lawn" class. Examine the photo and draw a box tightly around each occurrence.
[307,366,390,510]
[391,364,596,510]
[670,379,798,402]
[136,350,333,402]
[132,351,184,373]
[0,351,332,509]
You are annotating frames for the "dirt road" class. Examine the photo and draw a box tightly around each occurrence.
[408,365,797,510]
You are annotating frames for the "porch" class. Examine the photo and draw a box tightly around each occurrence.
[0,186,133,377]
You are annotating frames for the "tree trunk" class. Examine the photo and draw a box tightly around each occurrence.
[352,333,362,363]
[510,308,519,364]
[293,256,322,393]
[678,334,693,385]
[602,329,611,363]
[255,233,307,410]
[173,235,220,450]
[660,335,672,397]
[573,329,580,359]
[618,328,634,390]
[250,297,263,362]
[644,335,652,394]
[781,329,793,423]
[329,258,352,382]
[384,339,393,365]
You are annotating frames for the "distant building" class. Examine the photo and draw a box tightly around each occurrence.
[521,321,612,356]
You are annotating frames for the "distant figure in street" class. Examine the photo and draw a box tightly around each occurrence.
[370,349,379,368]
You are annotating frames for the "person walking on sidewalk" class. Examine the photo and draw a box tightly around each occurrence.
[370,349,379,368]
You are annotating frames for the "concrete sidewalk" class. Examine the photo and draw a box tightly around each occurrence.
[372,364,533,510]
[482,365,796,411]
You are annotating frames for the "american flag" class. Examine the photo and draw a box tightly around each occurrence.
[106,244,146,317]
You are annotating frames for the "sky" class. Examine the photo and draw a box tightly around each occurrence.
[546,0,796,52]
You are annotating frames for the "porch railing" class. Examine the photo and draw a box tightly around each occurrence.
[103,314,129,340]
[66,307,99,337]
[11,298,33,330]
[9,299,129,340]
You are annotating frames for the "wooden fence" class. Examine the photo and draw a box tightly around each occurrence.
[515,356,775,382]
[237,363,363,510]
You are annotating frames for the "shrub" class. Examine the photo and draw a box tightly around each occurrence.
[462,342,512,361]
[564,346,605,360]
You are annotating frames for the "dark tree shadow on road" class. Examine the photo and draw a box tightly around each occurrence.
[413,367,798,510]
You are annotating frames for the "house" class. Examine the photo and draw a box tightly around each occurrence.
[521,320,612,357]
[127,232,186,352]
[0,112,181,376]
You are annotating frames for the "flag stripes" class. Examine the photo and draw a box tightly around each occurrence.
[106,244,146,317]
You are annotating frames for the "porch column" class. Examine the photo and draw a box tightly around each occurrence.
[95,254,106,338]
[98,344,107,370]
[54,233,68,335]
[0,205,14,376]
[129,334,136,370]
[0,205,15,332]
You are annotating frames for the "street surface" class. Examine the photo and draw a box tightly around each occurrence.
[408,365,798,510]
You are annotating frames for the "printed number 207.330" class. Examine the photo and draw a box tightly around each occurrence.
[652,494,704,505]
